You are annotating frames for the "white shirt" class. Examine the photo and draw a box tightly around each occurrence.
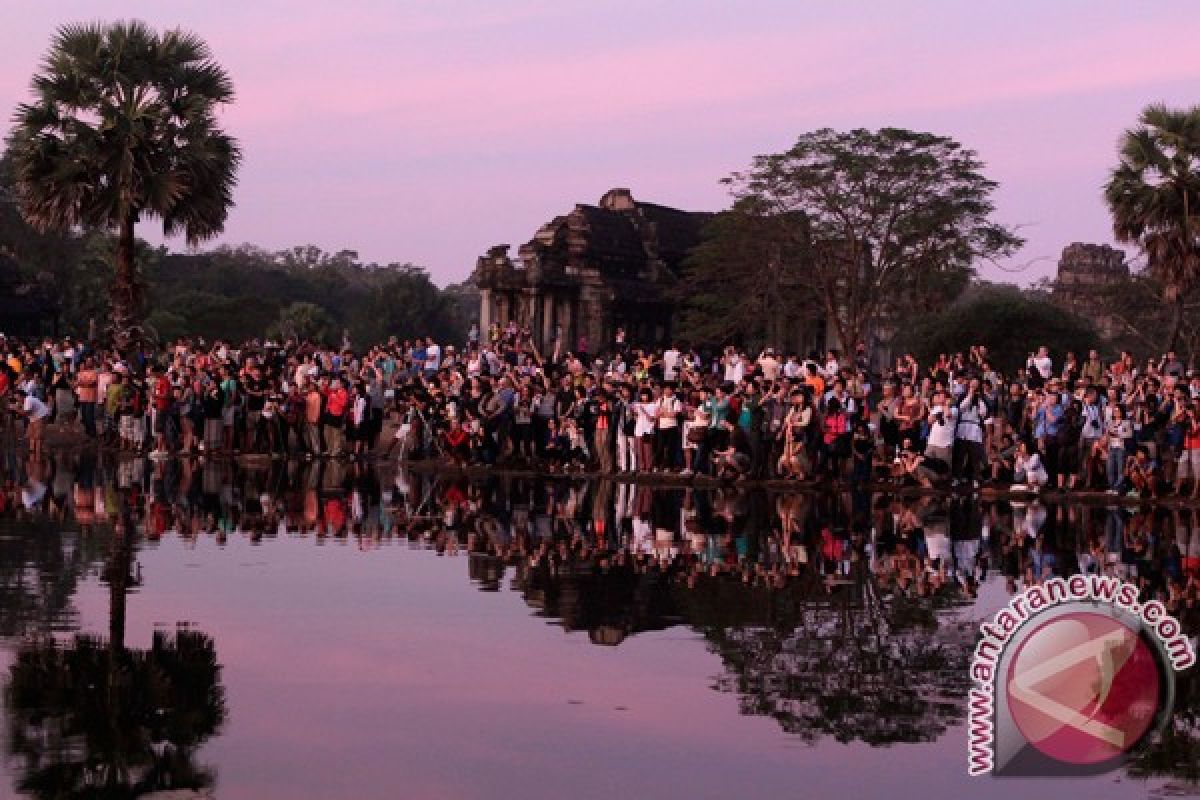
[663,349,680,381]
[425,344,441,371]
[1029,355,1053,379]
[634,402,658,437]
[758,355,781,382]
[656,395,681,429]
[724,356,744,384]
[926,407,957,449]
[23,394,50,421]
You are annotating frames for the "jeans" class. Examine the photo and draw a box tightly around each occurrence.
[616,431,637,472]
[1107,447,1126,490]
[80,402,97,437]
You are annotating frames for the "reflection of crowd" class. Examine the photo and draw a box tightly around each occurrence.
[3,451,1198,640]
[7,329,1200,498]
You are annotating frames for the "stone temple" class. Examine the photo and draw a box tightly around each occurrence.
[1051,242,1130,339]
[473,188,712,355]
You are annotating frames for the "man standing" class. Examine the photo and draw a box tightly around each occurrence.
[614,384,637,473]
[323,378,350,458]
[592,388,614,473]
[953,379,990,486]
[17,388,51,458]
[75,356,99,438]
[151,366,173,456]
[1079,387,1104,486]
[655,384,682,470]
[662,344,681,383]
[923,392,956,483]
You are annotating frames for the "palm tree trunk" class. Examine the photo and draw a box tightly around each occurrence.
[1168,292,1185,352]
[112,214,139,356]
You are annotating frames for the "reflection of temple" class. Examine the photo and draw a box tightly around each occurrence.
[473,188,713,352]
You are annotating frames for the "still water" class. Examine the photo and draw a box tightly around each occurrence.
[0,452,1196,799]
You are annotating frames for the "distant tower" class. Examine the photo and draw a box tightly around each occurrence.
[1051,243,1129,339]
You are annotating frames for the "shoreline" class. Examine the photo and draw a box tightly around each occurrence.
[12,424,1184,507]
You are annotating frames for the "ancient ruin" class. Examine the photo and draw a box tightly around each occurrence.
[1051,242,1130,338]
[472,188,712,354]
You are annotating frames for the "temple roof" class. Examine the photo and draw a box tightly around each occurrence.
[475,189,713,288]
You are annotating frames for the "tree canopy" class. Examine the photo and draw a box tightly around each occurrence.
[893,282,1100,372]
[7,20,241,349]
[720,127,1022,354]
[1105,103,1200,349]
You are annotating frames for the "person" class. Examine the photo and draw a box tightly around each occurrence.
[682,391,709,476]
[1012,440,1049,490]
[151,366,173,457]
[442,417,471,465]
[655,384,682,471]
[613,384,637,473]
[779,390,813,479]
[952,379,990,486]
[323,378,350,458]
[634,389,657,473]
[1124,448,1161,497]
[201,375,224,453]
[592,388,614,472]
[1106,404,1133,494]
[16,388,51,457]
[821,397,850,479]
[75,356,99,438]
[711,420,751,478]
[925,393,956,480]
[348,381,371,459]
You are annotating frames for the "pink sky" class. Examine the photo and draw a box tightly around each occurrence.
[3,1,1199,286]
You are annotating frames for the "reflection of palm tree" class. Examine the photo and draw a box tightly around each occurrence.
[4,504,227,798]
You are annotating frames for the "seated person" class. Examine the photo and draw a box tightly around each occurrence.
[441,418,471,465]
[893,437,934,487]
[1012,440,1048,490]
[712,421,752,478]
[989,433,1018,485]
[543,418,568,470]
[1124,447,1161,497]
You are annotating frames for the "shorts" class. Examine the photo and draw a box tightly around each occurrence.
[1178,448,1200,479]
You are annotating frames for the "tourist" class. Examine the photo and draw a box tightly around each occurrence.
[16,388,50,457]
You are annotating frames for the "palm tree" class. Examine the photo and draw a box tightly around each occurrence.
[1105,104,1200,350]
[8,20,240,351]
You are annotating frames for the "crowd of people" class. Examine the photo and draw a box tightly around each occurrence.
[4,321,1200,498]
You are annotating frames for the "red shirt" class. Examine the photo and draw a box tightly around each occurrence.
[326,387,349,417]
[153,376,172,411]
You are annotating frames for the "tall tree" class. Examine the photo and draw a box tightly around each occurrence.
[675,199,818,351]
[8,20,241,350]
[723,128,1021,355]
[1105,104,1200,350]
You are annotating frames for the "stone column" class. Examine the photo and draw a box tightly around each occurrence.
[479,288,493,333]
[496,293,509,326]
[578,286,606,357]
[526,291,539,330]
[541,293,555,353]
[557,295,573,352]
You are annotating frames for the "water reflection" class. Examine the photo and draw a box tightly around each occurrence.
[0,451,1197,796]
[1,491,226,799]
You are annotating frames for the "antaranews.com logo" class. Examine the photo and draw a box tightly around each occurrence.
[968,574,1195,776]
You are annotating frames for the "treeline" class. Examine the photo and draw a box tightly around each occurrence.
[143,244,477,346]
[1,151,476,346]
